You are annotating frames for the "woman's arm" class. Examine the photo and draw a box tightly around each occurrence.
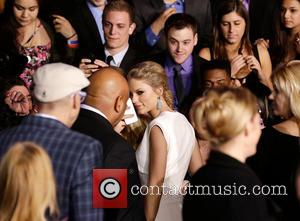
[145,125,167,221]
[256,43,273,89]
[189,142,204,175]
[198,47,211,60]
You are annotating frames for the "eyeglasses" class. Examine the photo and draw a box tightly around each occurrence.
[78,91,87,103]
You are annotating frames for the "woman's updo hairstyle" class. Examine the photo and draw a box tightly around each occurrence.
[193,87,257,146]
[127,61,174,109]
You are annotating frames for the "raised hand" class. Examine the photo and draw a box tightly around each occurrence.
[52,15,78,40]
[150,7,177,35]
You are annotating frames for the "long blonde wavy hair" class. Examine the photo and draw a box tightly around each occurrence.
[0,142,59,221]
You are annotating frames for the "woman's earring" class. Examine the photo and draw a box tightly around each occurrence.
[156,96,162,111]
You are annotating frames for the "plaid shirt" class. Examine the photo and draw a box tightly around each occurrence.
[0,115,103,221]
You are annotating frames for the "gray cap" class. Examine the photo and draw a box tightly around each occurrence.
[33,63,90,102]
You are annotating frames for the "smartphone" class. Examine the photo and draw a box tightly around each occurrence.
[124,98,139,125]
[85,54,96,65]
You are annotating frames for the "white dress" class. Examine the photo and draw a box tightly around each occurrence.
[136,111,195,221]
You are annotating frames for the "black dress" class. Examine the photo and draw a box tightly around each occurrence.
[248,126,300,220]
[183,151,277,221]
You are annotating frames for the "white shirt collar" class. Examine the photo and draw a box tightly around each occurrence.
[104,45,129,67]
[35,113,59,121]
[81,104,108,120]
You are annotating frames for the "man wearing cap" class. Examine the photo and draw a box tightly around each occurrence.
[72,67,146,221]
[0,63,104,221]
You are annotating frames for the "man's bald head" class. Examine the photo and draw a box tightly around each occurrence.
[85,67,129,126]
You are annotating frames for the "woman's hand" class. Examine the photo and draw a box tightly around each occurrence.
[230,54,247,76]
[245,55,262,75]
[113,113,134,134]
[295,33,300,54]
[52,15,78,40]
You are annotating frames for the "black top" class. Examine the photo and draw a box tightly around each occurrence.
[183,151,277,221]
[248,126,300,220]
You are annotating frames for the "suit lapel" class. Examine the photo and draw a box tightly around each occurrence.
[80,2,103,45]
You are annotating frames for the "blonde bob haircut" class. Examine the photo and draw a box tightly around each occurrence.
[271,60,300,121]
[0,142,58,221]
[193,87,257,146]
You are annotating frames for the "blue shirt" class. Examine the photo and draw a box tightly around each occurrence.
[243,0,250,11]
[164,54,193,109]
[145,0,185,46]
[87,0,106,44]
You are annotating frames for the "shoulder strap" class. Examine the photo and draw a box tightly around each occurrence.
[252,44,261,64]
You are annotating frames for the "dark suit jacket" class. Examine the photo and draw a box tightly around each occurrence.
[150,52,207,115]
[72,108,146,221]
[119,46,143,73]
[65,0,105,62]
[183,151,277,221]
[89,45,143,74]
[0,115,103,221]
[131,0,212,54]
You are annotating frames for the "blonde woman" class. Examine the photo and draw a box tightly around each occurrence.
[249,60,300,220]
[127,61,202,221]
[183,87,276,221]
[0,142,58,221]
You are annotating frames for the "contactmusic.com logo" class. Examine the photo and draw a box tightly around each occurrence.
[93,169,128,208]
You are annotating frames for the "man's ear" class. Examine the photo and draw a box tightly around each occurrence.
[194,33,198,46]
[73,94,81,110]
[129,22,136,35]
[114,95,125,113]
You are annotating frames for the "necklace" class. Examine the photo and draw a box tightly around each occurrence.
[19,20,41,48]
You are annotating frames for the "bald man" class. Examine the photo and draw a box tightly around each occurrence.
[72,67,145,221]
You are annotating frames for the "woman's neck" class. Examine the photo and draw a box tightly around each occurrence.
[273,117,300,137]
[149,102,172,119]
[225,42,242,60]
[17,19,37,34]
[217,140,247,163]
[290,25,300,38]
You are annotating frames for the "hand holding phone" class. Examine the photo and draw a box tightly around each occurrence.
[124,98,138,125]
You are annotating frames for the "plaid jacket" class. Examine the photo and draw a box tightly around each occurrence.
[0,115,103,221]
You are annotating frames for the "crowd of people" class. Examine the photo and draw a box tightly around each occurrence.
[0,0,300,220]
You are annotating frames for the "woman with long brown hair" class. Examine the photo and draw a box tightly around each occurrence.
[199,0,272,89]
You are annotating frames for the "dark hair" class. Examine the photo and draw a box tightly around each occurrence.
[212,0,252,59]
[103,0,135,23]
[0,0,41,53]
[164,13,198,36]
[270,0,300,68]
[202,59,231,78]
